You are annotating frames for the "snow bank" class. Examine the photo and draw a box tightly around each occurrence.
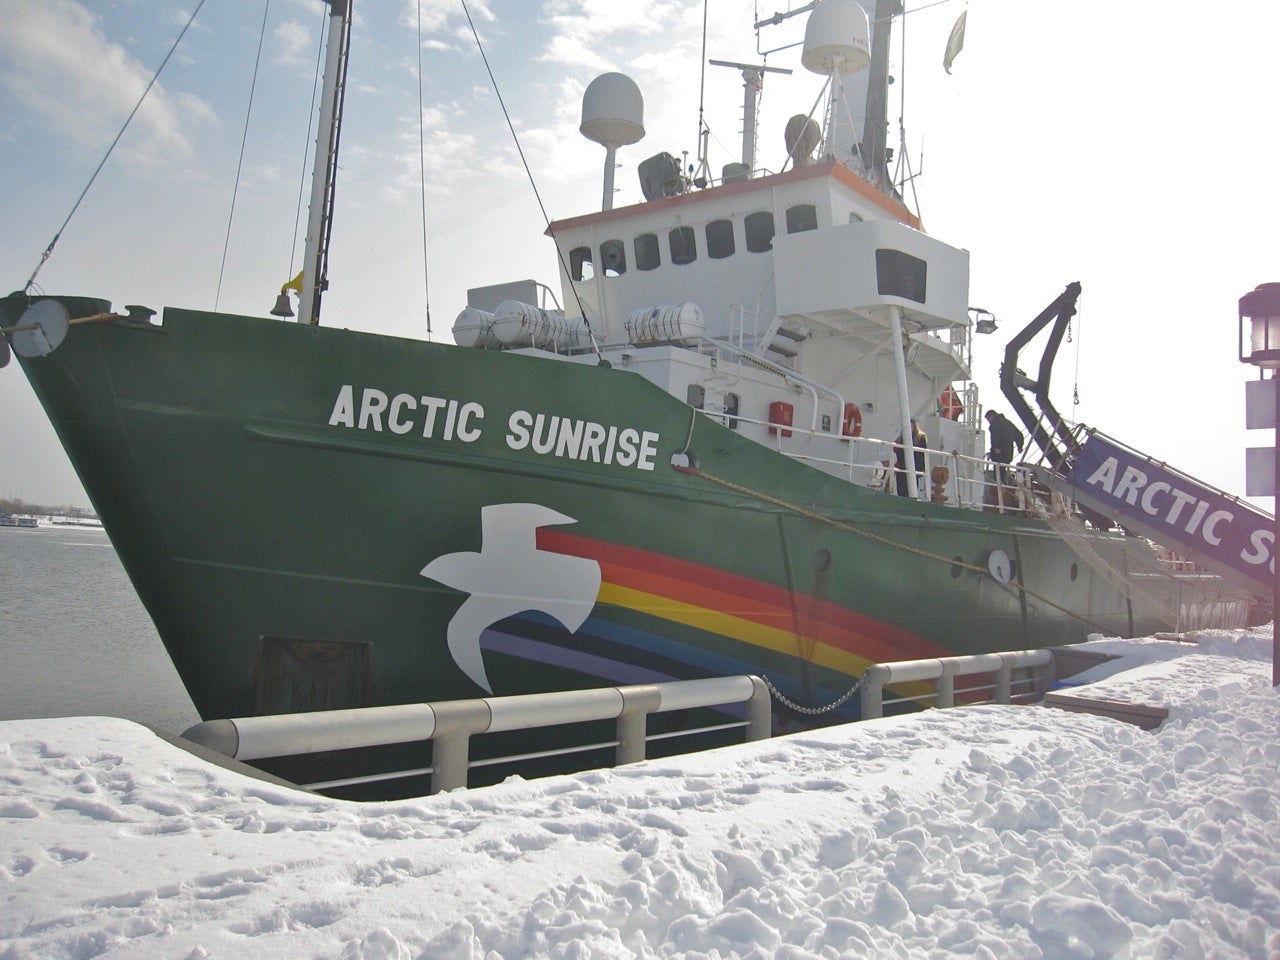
[2,629,1278,958]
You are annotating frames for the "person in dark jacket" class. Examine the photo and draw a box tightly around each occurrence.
[985,410,1024,466]
[893,420,928,497]
[985,410,1024,510]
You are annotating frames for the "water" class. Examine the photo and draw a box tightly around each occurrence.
[0,525,199,733]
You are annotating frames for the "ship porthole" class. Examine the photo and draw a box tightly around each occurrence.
[812,548,831,573]
[1070,562,1079,581]
[950,556,963,579]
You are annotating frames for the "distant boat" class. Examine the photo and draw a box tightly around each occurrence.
[2,1,1261,789]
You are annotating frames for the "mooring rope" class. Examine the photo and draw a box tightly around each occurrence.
[0,312,122,337]
[683,463,1115,635]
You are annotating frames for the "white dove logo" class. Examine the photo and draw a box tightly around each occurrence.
[420,503,602,693]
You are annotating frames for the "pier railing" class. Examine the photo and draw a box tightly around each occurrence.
[183,675,771,796]
[860,649,1055,719]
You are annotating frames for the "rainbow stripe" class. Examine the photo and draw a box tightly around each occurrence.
[474,529,952,706]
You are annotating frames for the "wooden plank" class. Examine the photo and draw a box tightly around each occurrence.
[1042,691,1169,731]
[1050,648,1118,680]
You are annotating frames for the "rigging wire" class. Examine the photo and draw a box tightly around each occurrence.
[286,9,328,285]
[416,0,433,340]
[893,3,924,213]
[459,0,605,365]
[215,0,272,311]
[22,0,209,294]
[1072,296,1083,410]
[694,0,709,178]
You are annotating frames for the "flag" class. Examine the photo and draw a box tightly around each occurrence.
[943,9,967,75]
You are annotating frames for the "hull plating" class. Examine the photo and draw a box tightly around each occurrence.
[10,296,1179,723]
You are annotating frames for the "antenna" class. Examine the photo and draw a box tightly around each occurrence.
[708,59,791,175]
[580,73,645,212]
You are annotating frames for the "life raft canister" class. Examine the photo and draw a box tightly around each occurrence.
[842,402,863,437]
[940,385,963,420]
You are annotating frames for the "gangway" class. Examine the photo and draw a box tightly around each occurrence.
[1034,427,1273,599]
[999,284,1269,608]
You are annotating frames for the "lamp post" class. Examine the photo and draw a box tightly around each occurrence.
[1239,281,1280,687]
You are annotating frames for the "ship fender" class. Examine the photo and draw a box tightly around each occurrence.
[625,302,706,345]
[490,300,580,351]
[452,306,501,349]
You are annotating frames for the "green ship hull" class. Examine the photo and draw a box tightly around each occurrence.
[8,294,1220,732]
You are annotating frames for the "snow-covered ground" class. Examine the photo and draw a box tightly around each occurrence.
[2,629,1278,959]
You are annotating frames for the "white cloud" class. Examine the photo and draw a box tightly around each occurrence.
[0,0,205,166]
[400,0,495,40]
[273,18,317,69]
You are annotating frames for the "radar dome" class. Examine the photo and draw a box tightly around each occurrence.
[581,73,645,146]
[801,0,871,76]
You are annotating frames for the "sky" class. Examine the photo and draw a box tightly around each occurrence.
[2,627,1277,957]
[2,0,1280,509]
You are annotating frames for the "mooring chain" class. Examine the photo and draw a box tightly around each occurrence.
[761,672,864,716]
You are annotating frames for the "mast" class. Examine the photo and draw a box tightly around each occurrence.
[298,0,352,327]
[708,60,792,173]
[858,0,897,187]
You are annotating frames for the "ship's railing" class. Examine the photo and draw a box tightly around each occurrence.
[694,409,1036,514]
[860,650,1055,719]
[182,675,771,797]
[700,334,845,433]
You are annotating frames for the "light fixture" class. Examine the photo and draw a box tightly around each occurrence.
[972,307,997,335]
[1239,282,1280,368]
[1238,281,1280,688]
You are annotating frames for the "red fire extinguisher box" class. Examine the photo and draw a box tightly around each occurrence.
[768,400,794,438]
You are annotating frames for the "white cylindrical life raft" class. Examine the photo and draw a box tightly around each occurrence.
[624,302,705,345]
[489,300,581,351]
[451,306,501,349]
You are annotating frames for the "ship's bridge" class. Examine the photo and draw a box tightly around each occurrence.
[544,158,970,382]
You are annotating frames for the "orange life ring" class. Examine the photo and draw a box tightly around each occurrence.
[940,385,963,420]
[842,402,863,437]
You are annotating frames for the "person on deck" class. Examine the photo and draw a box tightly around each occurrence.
[894,420,928,497]
[985,410,1024,468]
[985,410,1024,510]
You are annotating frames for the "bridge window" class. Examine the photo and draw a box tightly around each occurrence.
[600,239,627,277]
[669,226,697,265]
[706,219,735,259]
[785,203,818,233]
[744,211,774,252]
[570,246,594,281]
[875,248,927,304]
[635,233,660,271]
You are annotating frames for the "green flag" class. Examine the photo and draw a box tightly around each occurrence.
[943,10,967,74]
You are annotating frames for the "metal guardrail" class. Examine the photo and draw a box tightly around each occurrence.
[183,675,771,795]
[860,649,1055,719]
